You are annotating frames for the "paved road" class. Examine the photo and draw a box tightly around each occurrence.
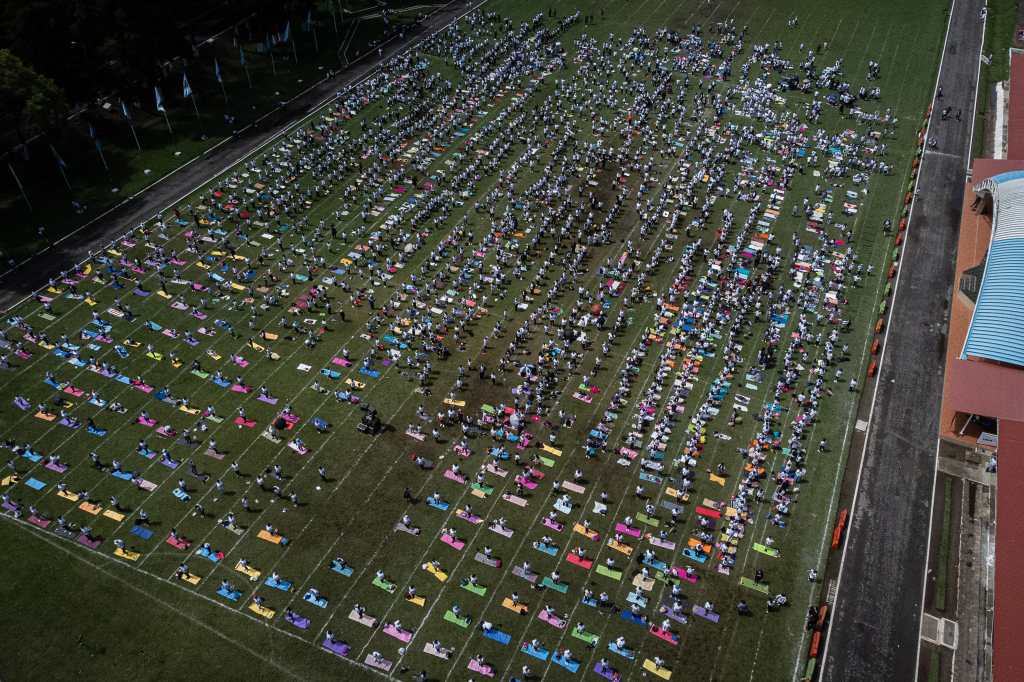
[820,0,986,680]
[0,0,477,312]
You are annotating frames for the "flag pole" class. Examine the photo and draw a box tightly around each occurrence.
[240,48,252,88]
[155,87,173,134]
[215,60,229,106]
[128,119,142,151]
[50,145,72,191]
[189,91,206,137]
[96,140,109,172]
[8,163,32,213]
[119,101,141,151]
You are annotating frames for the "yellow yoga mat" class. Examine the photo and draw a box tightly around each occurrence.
[114,548,141,561]
[643,659,671,679]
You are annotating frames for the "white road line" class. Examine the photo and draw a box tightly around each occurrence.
[964,2,989,171]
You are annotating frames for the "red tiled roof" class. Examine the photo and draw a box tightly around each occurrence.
[944,359,1024,422]
[973,158,1024,182]
[994,419,1024,681]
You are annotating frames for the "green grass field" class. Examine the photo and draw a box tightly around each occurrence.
[0,1,947,680]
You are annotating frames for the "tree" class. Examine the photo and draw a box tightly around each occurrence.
[0,49,68,143]
[23,74,68,132]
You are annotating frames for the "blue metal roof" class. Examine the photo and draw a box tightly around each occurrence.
[989,170,1024,183]
[962,174,1024,367]
[962,239,1024,366]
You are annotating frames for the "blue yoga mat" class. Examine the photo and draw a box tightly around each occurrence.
[130,525,154,540]
[217,587,240,601]
[482,628,511,645]
[25,477,46,491]
[522,644,548,661]
[553,655,580,673]
[620,610,646,624]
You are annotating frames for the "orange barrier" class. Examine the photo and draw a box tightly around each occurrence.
[899,218,907,232]
[888,264,897,279]
[831,509,849,550]
[867,361,877,377]
[870,339,880,355]
[895,233,903,246]
[874,318,885,333]
[809,631,822,658]
[904,192,912,206]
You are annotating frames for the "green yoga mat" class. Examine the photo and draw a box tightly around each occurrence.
[740,577,769,594]
[372,577,396,592]
[542,576,569,593]
[637,512,660,527]
[443,610,471,628]
[462,582,487,596]
[571,629,599,645]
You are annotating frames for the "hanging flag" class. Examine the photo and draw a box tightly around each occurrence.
[214,58,222,83]
[282,20,291,43]
[183,73,192,98]
[305,9,313,31]
[87,123,96,139]
[120,99,132,121]
[92,130,108,171]
[239,46,246,66]
[155,86,166,112]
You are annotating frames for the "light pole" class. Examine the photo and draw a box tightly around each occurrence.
[70,41,89,80]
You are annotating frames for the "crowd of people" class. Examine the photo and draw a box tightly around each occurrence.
[0,6,898,676]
